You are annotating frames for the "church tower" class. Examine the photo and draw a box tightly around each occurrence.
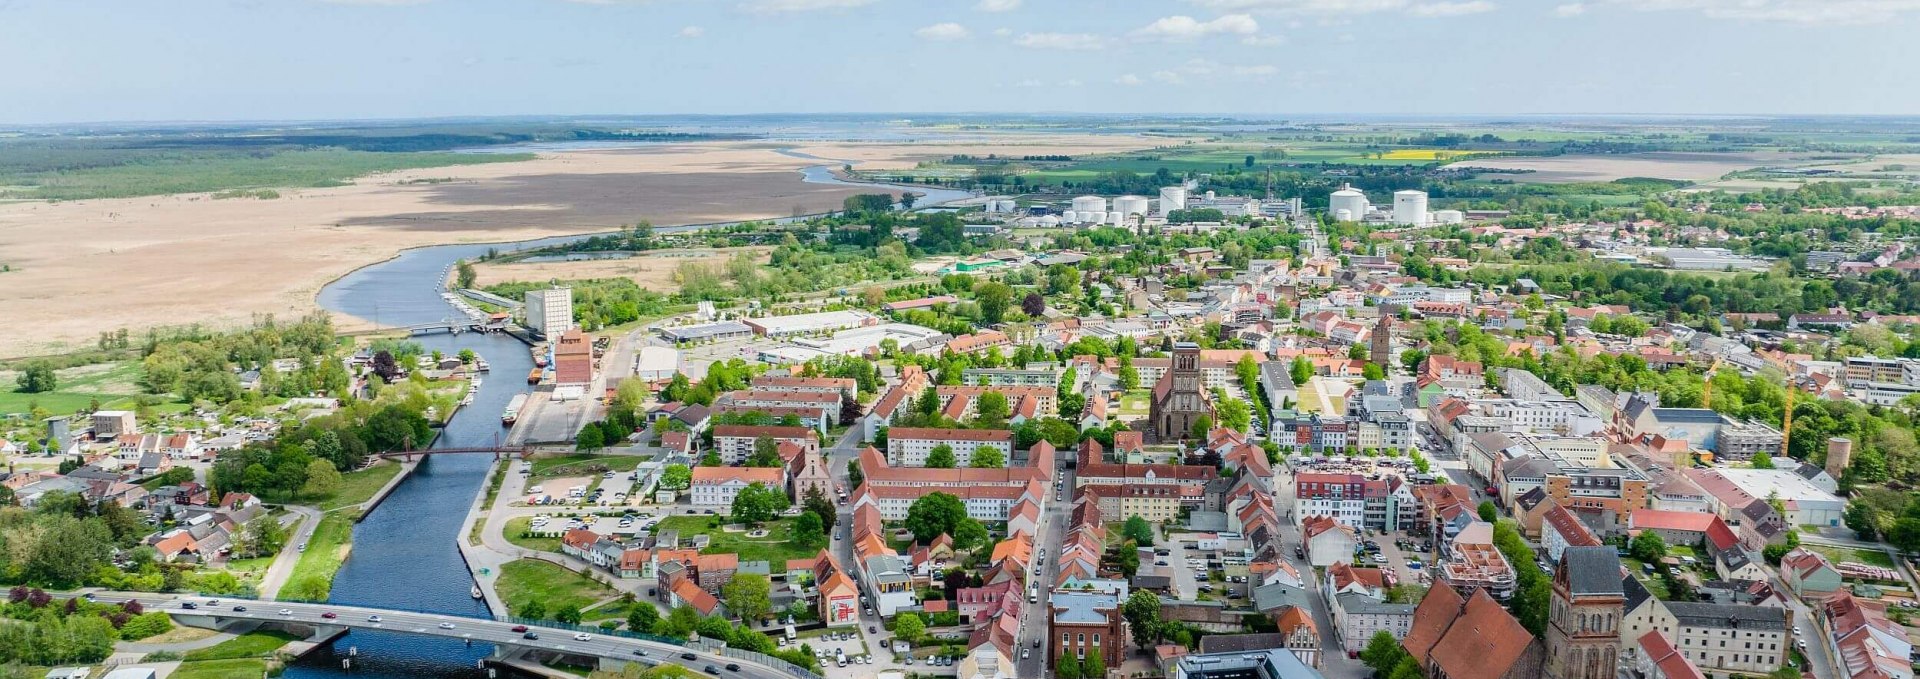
[1545,546,1625,679]
[1370,309,1395,370]
[1151,342,1214,442]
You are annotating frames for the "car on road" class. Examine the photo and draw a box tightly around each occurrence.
[277,608,293,616]
[181,602,197,610]
[1371,554,1389,564]
[439,622,457,629]
[321,612,337,619]
[574,633,592,641]
[368,615,383,622]
[631,650,648,657]
[681,653,698,661]
[868,626,876,633]
[523,632,540,640]
[725,664,739,672]
[1022,649,1030,659]
[702,666,720,675]
[512,625,529,632]
[232,605,247,612]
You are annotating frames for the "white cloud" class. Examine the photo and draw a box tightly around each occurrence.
[1061,79,1084,87]
[1151,70,1185,84]
[1596,0,1920,24]
[1241,34,1285,45]
[975,0,1021,11]
[1186,0,1498,16]
[1553,2,1586,15]
[738,0,877,14]
[1014,78,1045,87]
[1115,73,1145,86]
[1012,32,1104,50]
[914,22,971,40]
[678,25,705,37]
[1233,64,1280,77]
[1131,13,1260,40]
[1408,1,1496,16]
[319,0,432,5]
[1146,59,1277,85]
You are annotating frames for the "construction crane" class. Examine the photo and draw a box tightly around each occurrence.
[1702,357,1723,409]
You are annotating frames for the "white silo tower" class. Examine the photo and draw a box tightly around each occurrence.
[1434,209,1464,225]
[1158,187,1188,216]
[1062,210,1079,224]
[1329,184,1369,223]
[1038,215,1060,227]
[1107,211,1123,225]
[1393,190,1428,226]
[1072,195,1108,216]
[1114,195,1150,216]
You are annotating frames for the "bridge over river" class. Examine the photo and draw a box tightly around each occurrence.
[85,592,820,679]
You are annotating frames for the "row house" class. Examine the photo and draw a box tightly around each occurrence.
[711,425,816,465]
[861,365,928,443]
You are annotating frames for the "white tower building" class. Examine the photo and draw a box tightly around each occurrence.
[1393,190,1429,226]
[1329,184,1369,223]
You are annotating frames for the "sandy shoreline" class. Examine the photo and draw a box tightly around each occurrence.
[0,134,1156,358]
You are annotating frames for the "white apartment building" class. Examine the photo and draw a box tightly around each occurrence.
[886,428,1014,467]
[1621,600,1790,677]
[1484,399,1605,437]
[525,287,574,337]
[688,467,785,507]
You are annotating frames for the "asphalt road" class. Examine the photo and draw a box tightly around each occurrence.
[88,592,807,679]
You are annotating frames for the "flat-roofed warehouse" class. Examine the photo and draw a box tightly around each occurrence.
[657,321,753,343]
[743,310,876,337]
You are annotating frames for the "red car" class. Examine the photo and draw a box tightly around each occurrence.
[321,612,338,619]
[511,625,529,633]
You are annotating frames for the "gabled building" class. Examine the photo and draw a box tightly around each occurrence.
[1402,586,1544,679]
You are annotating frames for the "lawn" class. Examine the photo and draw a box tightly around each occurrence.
[169,659,271,679]
[504,516,564,552]
[1810,545,1896,568]
[495,559,616,617]
[184,630,300,661]
[654,515,823,565]
[318,460,404,511]
[530,453,628,478]
[281,513,353,601]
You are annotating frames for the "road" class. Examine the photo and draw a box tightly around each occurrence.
[1013,466,1071,678]
[257,504,324,599]
[88,591,811,679]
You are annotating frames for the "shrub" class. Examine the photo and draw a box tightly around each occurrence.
[118,612,175,641]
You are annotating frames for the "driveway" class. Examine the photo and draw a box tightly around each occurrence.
[258,504,323,600]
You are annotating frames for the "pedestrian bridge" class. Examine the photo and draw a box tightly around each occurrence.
[87,592,818,679]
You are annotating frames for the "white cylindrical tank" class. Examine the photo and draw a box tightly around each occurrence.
[1393,190,1429,226]
[1016,217,1040,228]
[1038,215,1060,227]
[1330,184,1368,223]
[1062,210,1079,224]
[1204,190,1217,201]
[1114,195,1150,215]
[1107,211,1123,225]
[1434,209,1464,225]
[1072,195,1108,215]
[1159,187,1188,216]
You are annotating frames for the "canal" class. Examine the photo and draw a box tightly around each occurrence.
[288,161,965,679]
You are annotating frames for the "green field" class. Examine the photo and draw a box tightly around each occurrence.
[495,559,616,617]
[1810,545,1896,569]
[653,515,820,564]
[169,658,272,679]
[530,453,630,478]
[281,513,353,601]
[318,461,405,511]
[0,360,158,417]
[0,148,532,201]
[504,516,565,552]
[184,630,300,661]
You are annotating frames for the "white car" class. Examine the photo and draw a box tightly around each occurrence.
[278,609,294,616]
[574,633,593,641]
[439,622,457,629]
[368,615,383,622]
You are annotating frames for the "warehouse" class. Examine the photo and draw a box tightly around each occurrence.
[743,310,875,337]
[657,321,753,343]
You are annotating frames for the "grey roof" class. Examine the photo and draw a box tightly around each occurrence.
[1621,572,1653,613]
[1651,408,1723,424]
[1187,511,1231,533]
[1562,547,1624,596]
[1174,647,1322,679]
[1515,486,1549,512]
[1333,591,1415,617]
[1198,633,1290,654]
[1663,601,1788,631]
[1050,591,1118,624]
[1253,582,1313,613]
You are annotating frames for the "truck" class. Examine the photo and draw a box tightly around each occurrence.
[527,368,543,385]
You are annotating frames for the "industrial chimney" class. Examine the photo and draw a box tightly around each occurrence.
[1825,437,1853,479]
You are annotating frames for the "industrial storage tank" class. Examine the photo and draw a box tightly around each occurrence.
[1113,195,1150,215]
[1038,215,1061,227]
[1071,195,1108,215]
[1393,190,1429,226]
[1061,210,1079,224]
[1433,209,1465,225]
[1158,187,1188,216]
[1329,184,1368,223]
[1107,211,1124,225]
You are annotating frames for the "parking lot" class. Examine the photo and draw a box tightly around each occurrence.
[785,627,876,671]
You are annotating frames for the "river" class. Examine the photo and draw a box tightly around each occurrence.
[287,161,966,679]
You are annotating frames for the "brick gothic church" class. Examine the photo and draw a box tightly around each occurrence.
[1150,342,1214,442]
[1545,546,1626,679]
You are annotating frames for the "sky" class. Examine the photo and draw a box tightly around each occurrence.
[3,0,1919,124]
